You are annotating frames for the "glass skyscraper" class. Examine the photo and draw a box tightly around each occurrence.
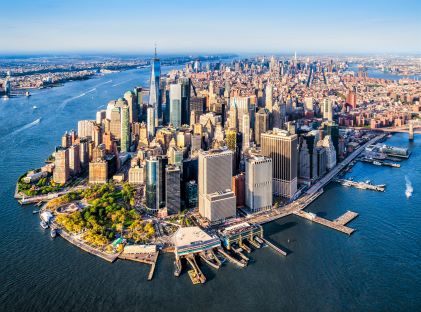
[149,47,161,127]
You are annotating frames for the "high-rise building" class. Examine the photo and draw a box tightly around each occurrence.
[323,98,333,121]
[320,135,337,170]
[124,90,138,123]
[53,149,69,184]
[128,165,144,184]
[261,129,298,198]
[120,105,130,152]
[190,96,206,115]
[242,113,250,151]
[169,83,182,128]
[232,173,245,208]
[89,159,108,184]
[324,122,339,160]
[145,157,160,213]
[68,144,81,176]
[198,149,236,222]
[110,107,121,140]
[265,83,273,112]
[96,110,106,125]
[179,77,191,126]
[166,165,181,214]
[255,108,270,145]
[79,140,89,170]
[149,47,161,126]
[298,140,311,180]
[78,120,95,139]
[245,156,273,212]
[225,128,237,151]
[147,106,156,139]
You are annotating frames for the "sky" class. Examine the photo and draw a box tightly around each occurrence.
[1,0,420,55]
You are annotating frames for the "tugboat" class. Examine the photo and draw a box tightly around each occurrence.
[50,228,57,238]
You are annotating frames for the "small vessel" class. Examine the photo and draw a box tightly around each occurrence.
[26,91,31,97]
[32,105,37,109]
[40,221,49,229]
[373,161,382,166]
[50,229,57,238]
[32,210,39,214]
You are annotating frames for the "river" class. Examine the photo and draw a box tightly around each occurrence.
[0,67,420,311]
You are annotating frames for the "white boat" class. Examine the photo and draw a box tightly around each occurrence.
[373,161,382,166]
[32,106,37,109]
[40,221,49,229]
[50,229,57,238]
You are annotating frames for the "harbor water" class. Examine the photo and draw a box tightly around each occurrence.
[0,68,420,311]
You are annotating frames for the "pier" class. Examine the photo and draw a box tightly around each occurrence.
[262,238,288,256]
[118,251,159,281]
[217,247,247,268]
[335,179,386,192]
[185,254,206,284]
[293,210,357,235]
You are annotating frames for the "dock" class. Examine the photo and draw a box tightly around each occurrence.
[118,251,159,281]
[185,255,206,284]
[293,210,356,235]
[217,247,247,268]
[262,238,288,256]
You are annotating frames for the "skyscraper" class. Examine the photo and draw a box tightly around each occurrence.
[169,83,182,128]
[145,157,159,213]
[255,108,270,146]
[261,129,298,198]
[147,106,156,139]
[245,156,273,212]
[53,149,69,184]
[110,107,121,140]
[179,77,191,126]
[124,90,138,123]
[265,83,273,112]
[198,149,236,222]
[149,46,161,126]
[120,105,130,152]
[166,165,181,215]
[323,98,333,122]
[242,113,250,151]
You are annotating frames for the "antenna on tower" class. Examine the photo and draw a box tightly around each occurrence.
[154,42,157,58]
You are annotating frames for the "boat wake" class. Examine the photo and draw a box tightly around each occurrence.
[58,88,97,109]
[405,175,413,199]
[112,79,133,87]
[94,79,112,88]
[1,118,41,140]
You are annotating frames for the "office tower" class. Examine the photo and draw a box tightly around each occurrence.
[316,147,327,177]
[96,110,106,125]
[166,165,181,214]
[124,90,138,123]
[298,140,311,180]
[228,103,238,130]
[320,135,337,170]
[191,134,202,153]
[190,96,206,115]
[232,173,245,208]
[147,106,155,139]
[198,149,236,222]
[324,122,339,160]
[79,140,89,170]
[133,86,144,120]
[272,102,282,129]
[89,159,108,184]
[265,83,273,112]
[69,144,81,176]
[225,128,237,151]
[149,47,161,126]
[53,149,69,184]
[120,105,130,153]
[242,113,250,151]
[185,181,198,209]
[255,108,270,146]
[261,129,298,198]
[157,155,168,208]
[180,77,191,125]
[245,156,273,212]
[231,96,251,133]
[169,83,182,128]
[110,107,121,140]
[145,157,160,213]
[106,100,116,120]
[323,98,333,121]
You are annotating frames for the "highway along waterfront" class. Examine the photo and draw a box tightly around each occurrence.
[0,66,420,311]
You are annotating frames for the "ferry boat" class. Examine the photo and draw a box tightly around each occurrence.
[50,229,57,238]
[40,221,49,229]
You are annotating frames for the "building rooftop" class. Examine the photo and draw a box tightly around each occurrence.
[173,226,215,247]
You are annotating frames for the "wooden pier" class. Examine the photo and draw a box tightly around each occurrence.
[293,210,357,235]
[262,238,288,256]
[118,251,159,281]
[217,247,247,268]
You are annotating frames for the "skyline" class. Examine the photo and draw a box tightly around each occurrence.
[1,0,421,54]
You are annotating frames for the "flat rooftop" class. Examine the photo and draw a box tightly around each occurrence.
[173,226,215,247]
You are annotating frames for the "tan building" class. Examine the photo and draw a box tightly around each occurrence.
[89,159,108,184]
[128,165,145,184]
[53,149,69,184]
